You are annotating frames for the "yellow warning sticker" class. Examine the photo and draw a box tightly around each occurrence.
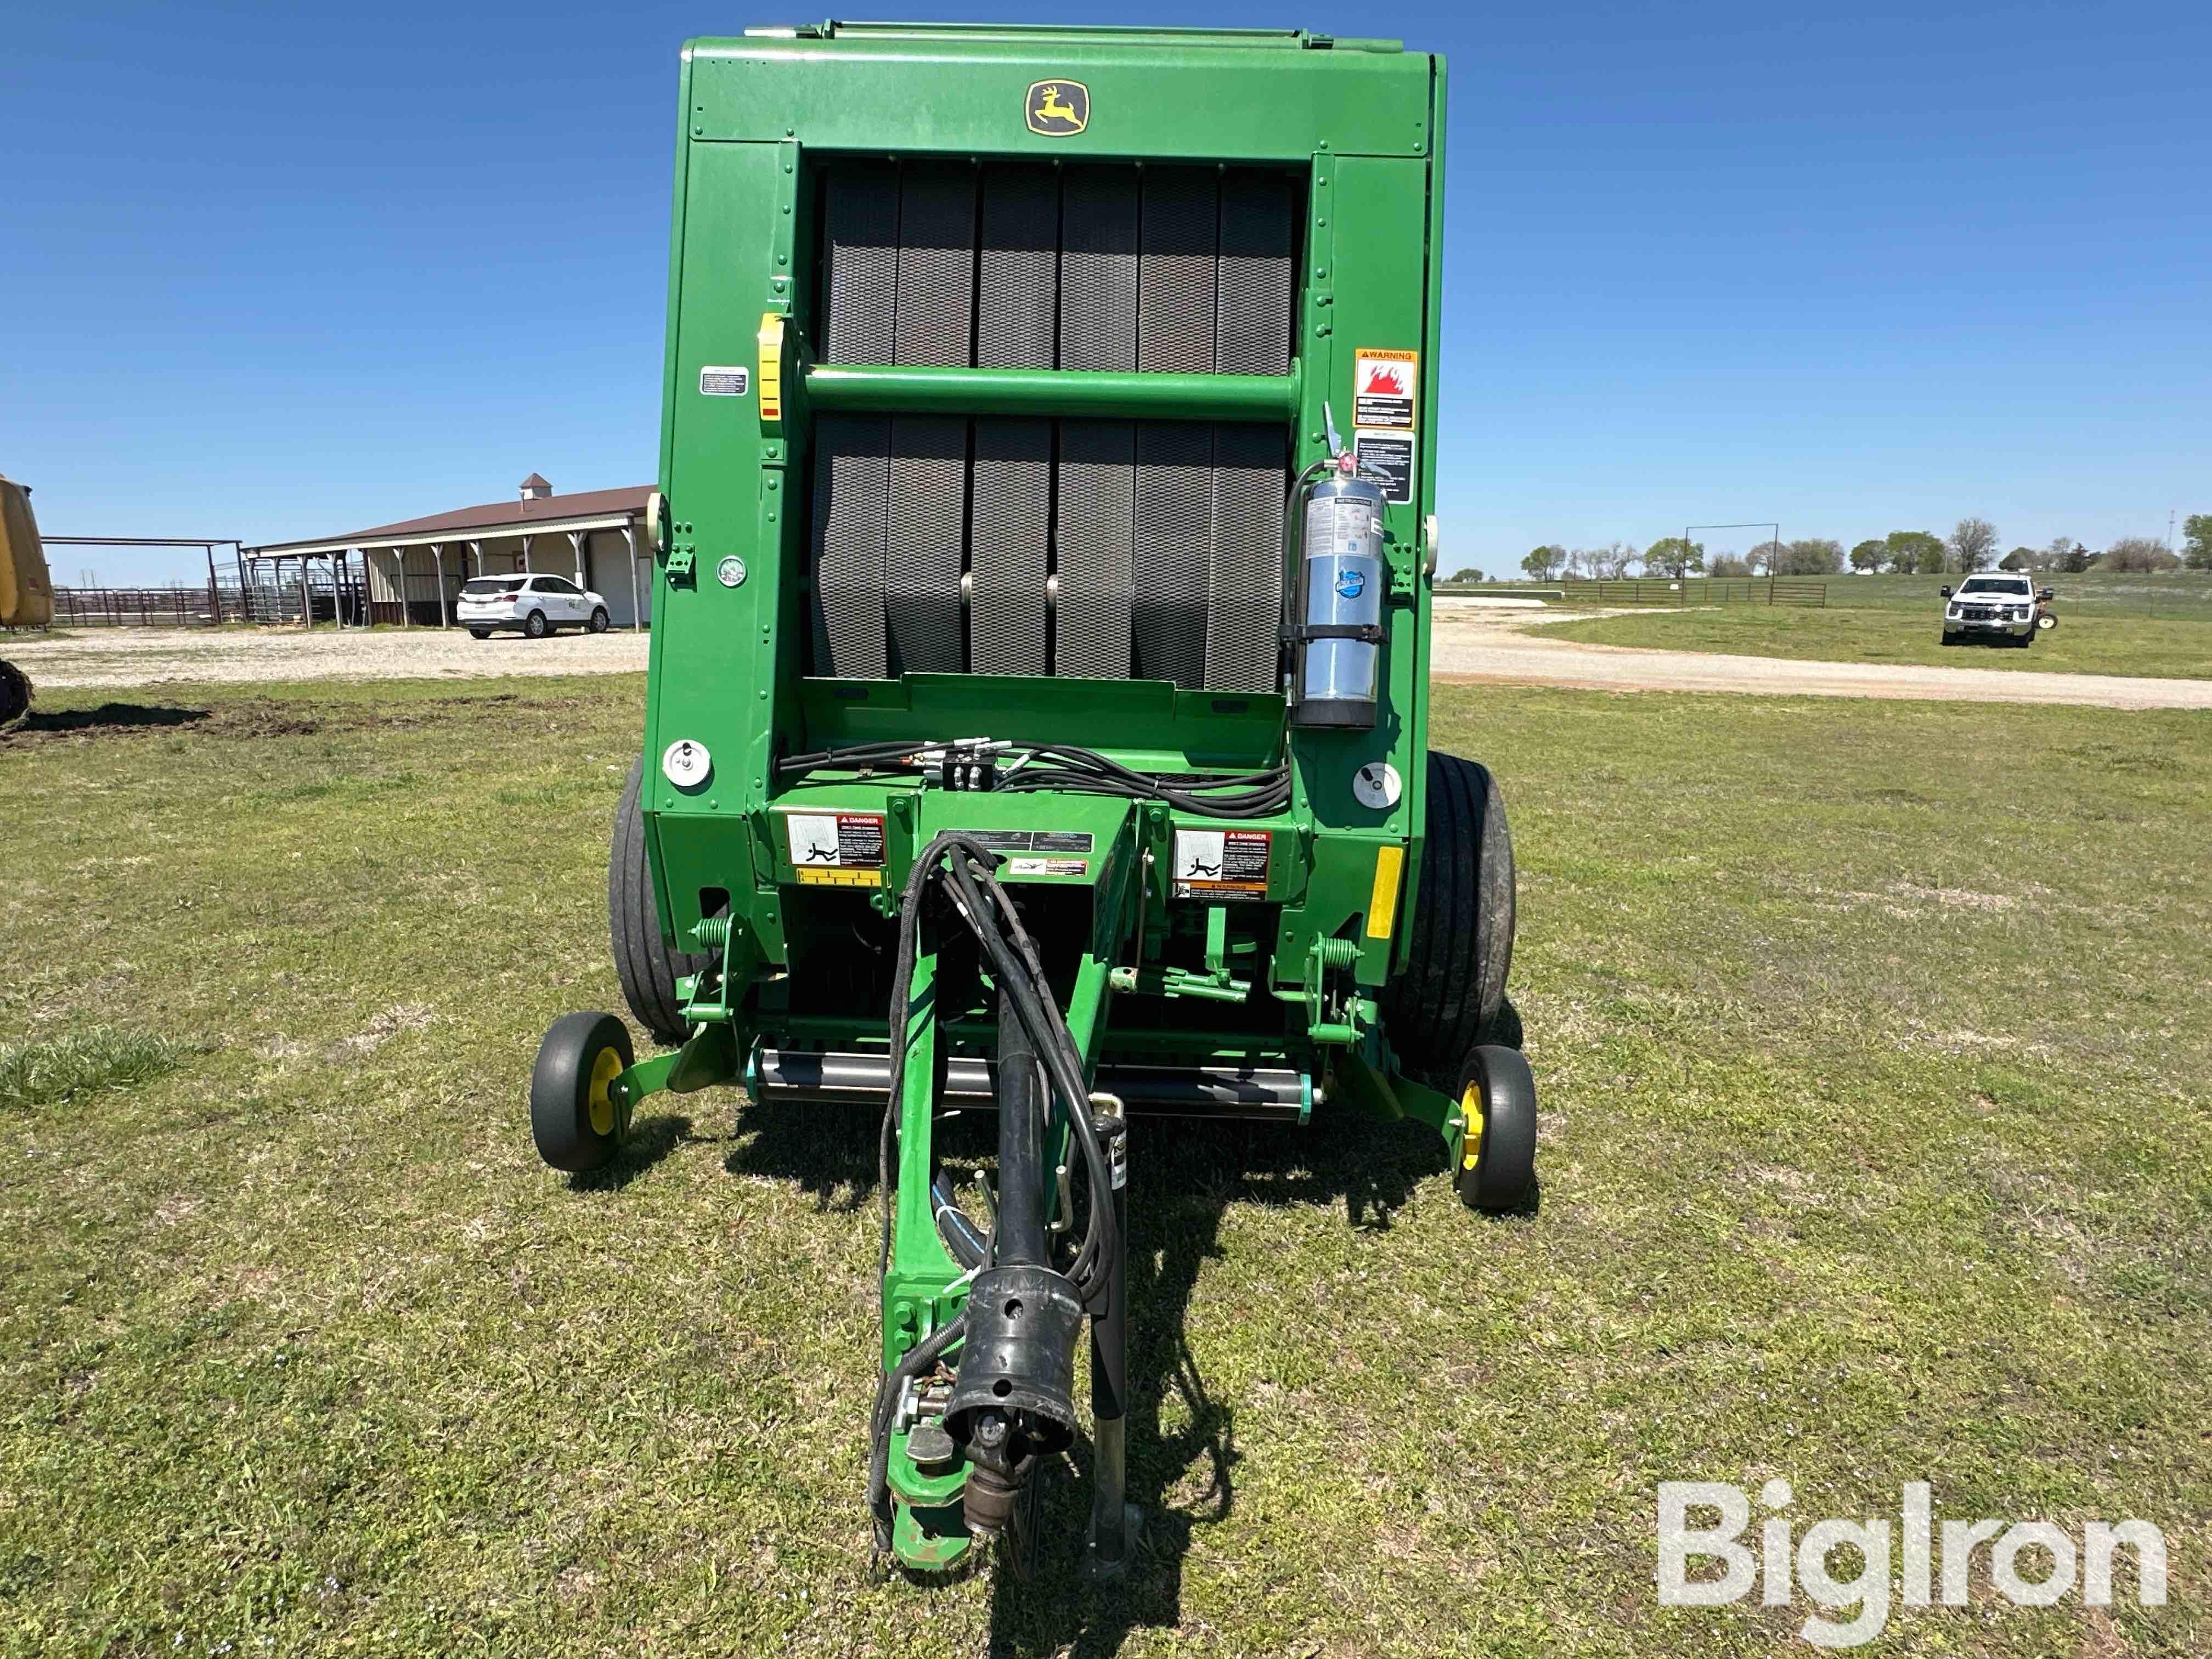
[794,866,882,888]
[1354,348,1418,430]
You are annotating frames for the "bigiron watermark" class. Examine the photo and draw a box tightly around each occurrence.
[1657,1480,2167,1647]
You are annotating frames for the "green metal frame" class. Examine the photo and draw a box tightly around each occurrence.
[623,21,1454,1571]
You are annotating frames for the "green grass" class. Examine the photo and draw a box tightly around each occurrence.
[0,1028,192,1111]
[3,678,2210,1656]
[1532,605,2212,679]
[1457,570,2212,620]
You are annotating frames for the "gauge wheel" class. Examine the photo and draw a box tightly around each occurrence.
[531,1012,635,1172]
[524,610,549,639]
[588,606,610,633]
[2036,612,2057,630]
[1452,1043,1537,1213]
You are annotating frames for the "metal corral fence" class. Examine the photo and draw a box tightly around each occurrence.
[48,563,369,628]
[1560,578,1827,608]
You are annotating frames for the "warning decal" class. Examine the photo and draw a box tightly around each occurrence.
[1009,856,1090,878]
[1353,348,1418,430]
[1353,431,1414,504]
[698,365,751,397]
[1172,828,1272,900]
[784,811,887,869]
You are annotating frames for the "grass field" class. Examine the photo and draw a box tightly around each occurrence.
[4,678,2210,1656]
[1532,607,2212,680]
[1451,571,2212,620]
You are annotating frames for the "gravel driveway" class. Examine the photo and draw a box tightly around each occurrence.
[12,612,2212,709]
[9,625,650,689]
[1430,604,2212,710]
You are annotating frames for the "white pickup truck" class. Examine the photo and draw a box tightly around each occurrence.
[1940,573,2051,647]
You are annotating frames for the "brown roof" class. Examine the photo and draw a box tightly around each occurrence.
[520,472,551,489]
[254,484,653,551]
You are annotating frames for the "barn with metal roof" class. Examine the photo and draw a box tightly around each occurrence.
[240,475,654,628]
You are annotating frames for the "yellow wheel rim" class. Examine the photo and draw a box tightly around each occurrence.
[1459,1081,1486,1172]
[588,1046,624,1138]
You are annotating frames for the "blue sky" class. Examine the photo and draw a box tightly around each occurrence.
[4,2,2206,584]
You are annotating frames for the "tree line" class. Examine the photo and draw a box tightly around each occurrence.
[1443,514,2212,584]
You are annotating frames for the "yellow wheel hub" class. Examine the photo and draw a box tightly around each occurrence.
[1459,1080,1486,1172]
[588,1045,625,1138]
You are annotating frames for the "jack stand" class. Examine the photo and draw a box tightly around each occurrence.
[1083,1105,1141,1582]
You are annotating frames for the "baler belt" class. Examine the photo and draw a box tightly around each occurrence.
[1137,169,1218,375]
[970,420,1051,675]
[1054,168,1140,678]
[893,163,977,369]
[977,166,1058,372]
[1207,424,1286,692]
[1132,422,1212,690]
[1054,421,1136,679]
[810,414,891,679]
[822,163,899,366]
[885,416,968,674]
[969,166,1058,675]
[1058,168,1139,373]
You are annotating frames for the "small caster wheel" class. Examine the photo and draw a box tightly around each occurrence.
[531,1011,634,1172]
[1453,1042,1537,1212]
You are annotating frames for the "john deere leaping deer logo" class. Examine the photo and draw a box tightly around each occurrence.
[1026,80,1088,136]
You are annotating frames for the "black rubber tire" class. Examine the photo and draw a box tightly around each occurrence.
[1453,1043,1537,1213]
[588,607,610,634]
[1383,752,1515,1081]
[608,757,709,1045]
[468,628,490,640]
[2037,612,2057,631]
[531,1011,634,1172]
[0,660,29,728]
[524,610,548,639]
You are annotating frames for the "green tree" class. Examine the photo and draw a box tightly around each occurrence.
[2102,536,2181,573]
[1885,531,1943,574]
[1643,537,1704,577]
[1948,517,1999,573]
[1709,555,1752,578]
[1520,545,1565,581]
[1775,537,1844,575]
[2183,514,2212,571]
[1448,566,1487,584]
[2059,541,2094,573]
[1848,539,1887,574]
[2000,546,2036,571]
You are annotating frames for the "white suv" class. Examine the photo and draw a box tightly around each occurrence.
[1940,574,2047,648]
[456,574,611,639]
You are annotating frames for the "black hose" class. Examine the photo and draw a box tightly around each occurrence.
[930,1172,988,1269]
[995,743,1291,819]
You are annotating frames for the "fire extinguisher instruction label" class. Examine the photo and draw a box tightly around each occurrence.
[1172,828,1272,899]
[1353,348,1418,430]
[1352,431,1414,503]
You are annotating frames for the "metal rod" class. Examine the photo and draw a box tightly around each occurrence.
[805,363,1301,422]
[1085,1111,1132,1579]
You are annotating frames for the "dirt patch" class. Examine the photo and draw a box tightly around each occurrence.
[16,624,648,690]
[324,1004,435,1062]
[1430,608,2212,709]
